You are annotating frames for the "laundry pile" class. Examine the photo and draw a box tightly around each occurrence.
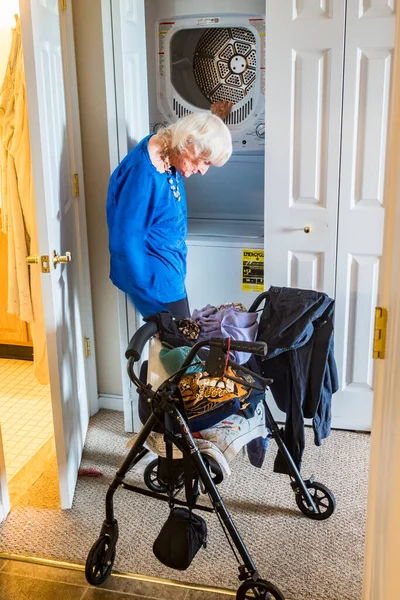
[141,286,339,479]
[142,301,271,476]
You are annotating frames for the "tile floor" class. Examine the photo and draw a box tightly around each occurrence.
[0,558,234,599]
[0,359,53,480]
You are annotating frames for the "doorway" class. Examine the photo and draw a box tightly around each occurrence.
[0,2,58,510]
[0,359,57,508]
[95,0,395,597]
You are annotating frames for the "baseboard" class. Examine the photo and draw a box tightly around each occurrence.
[0,344,33,360]
[98,394,123,411]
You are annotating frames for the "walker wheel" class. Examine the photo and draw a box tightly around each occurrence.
[85,535,116,585]
[295,480,336,520]
[144,459,168,493]
[236,578,285,599]
[203,455,224,486]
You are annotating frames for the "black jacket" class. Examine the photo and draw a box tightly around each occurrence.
[255,286,339,473]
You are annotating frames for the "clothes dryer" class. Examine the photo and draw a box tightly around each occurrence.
[145,0,266,153]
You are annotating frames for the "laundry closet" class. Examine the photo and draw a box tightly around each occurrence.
[144,0,266,310]
[104,0,395,433]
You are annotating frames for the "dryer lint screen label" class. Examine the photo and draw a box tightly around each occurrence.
[242,250,264,292]
[197,17,220,25]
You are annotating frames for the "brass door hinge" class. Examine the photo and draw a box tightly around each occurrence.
[60,0,67,10]
[373,307,388,359]
[84,337,91,358]
[72,174,79,197]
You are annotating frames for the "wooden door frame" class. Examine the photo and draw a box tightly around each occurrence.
[362,4,400,596]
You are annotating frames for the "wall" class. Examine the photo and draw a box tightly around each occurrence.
[72,1,122,396]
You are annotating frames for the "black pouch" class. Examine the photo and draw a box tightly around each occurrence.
[153,507,207,570]
[157,456,185,488]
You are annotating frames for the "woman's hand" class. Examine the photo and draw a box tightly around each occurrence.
[210,101,233,120]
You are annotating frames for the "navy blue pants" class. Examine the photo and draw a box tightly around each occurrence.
[166,296,190,318]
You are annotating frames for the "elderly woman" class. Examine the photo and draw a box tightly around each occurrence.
[106,111,232,318]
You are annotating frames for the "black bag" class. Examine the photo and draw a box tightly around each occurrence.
[153,507,207,570]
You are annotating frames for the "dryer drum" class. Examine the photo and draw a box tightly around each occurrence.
[193,27,257,104]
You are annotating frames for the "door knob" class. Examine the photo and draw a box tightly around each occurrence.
[26,255,39,264]
[53,250,72,267]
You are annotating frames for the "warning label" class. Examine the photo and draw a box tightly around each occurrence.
[242,249,264,292]
[158,21,175,76]
[249,18,266,93]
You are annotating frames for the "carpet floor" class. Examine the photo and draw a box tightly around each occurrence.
[0,409,370,600]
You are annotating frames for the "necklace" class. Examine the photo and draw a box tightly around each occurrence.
[163,143,181,202]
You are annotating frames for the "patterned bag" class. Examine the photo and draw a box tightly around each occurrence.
[175,317,201,341]
[178,367,254,430]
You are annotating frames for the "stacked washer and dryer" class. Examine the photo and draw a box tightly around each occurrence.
[144,0,266,310]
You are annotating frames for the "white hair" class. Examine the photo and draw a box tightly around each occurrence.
[158,111,232,167]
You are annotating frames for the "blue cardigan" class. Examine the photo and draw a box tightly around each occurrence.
[106,135,188,317]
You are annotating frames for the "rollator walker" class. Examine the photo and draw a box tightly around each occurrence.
[85,319,336,600]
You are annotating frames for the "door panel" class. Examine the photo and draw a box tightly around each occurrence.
[332,1,395,429]
[20,0,92,508]
[264,0,395,430]
[264,0,346,298]
[264,0,346,425]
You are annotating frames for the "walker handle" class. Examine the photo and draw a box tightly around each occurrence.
[221,338,268,356]
[125,321,158,361]
[247,291,270,313]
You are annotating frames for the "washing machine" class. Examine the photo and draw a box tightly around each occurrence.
[144,0,266,310]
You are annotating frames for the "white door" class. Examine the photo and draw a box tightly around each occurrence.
[263,0,346,423]
[19,0,96,508]
[333,1,395,429]
[0,426,10,522]
[108,0,150,432]
[264,0,395,430]
[264,0,346,297]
